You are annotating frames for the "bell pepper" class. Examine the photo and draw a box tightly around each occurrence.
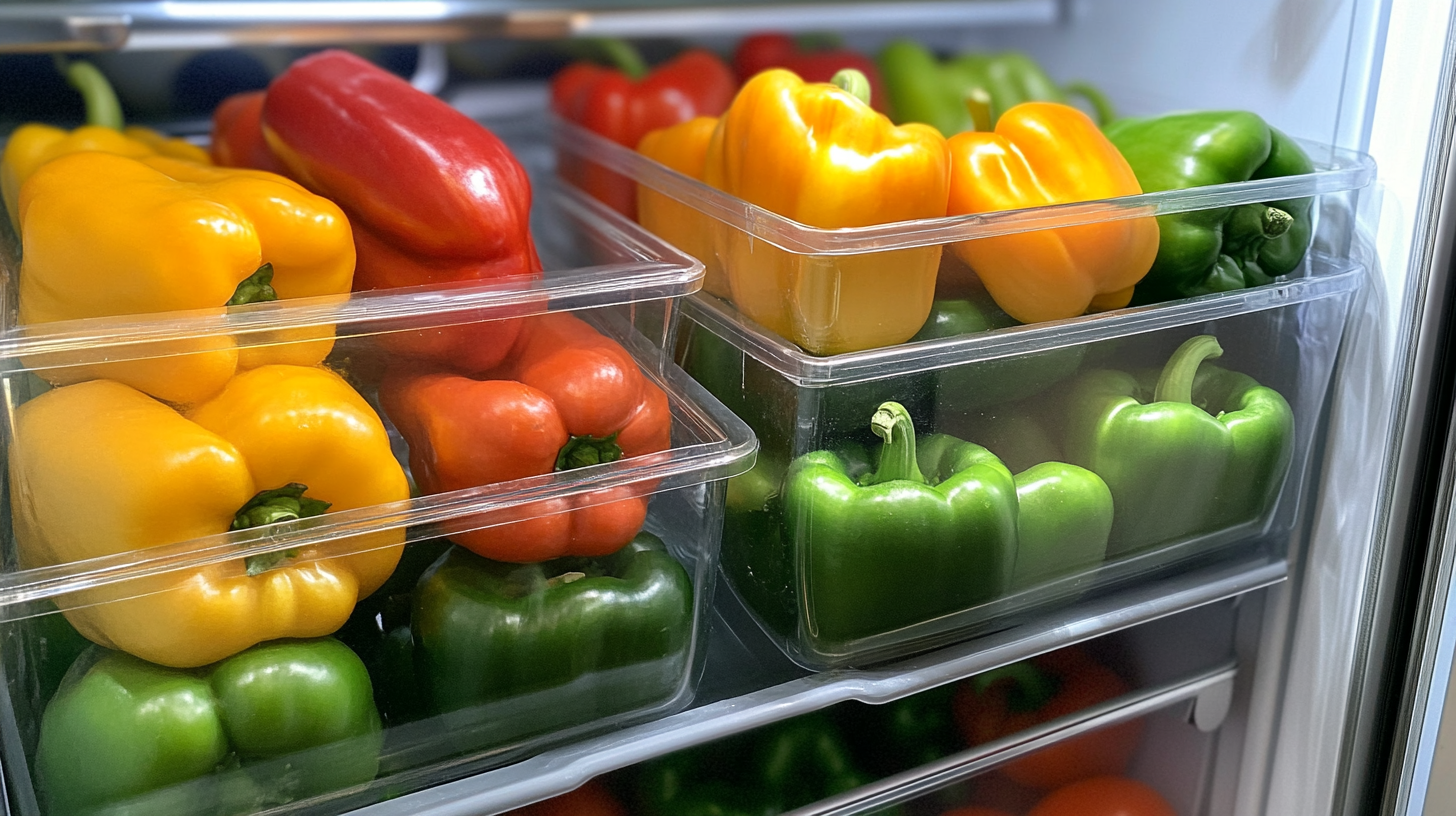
[952,648,1143,790]
[1059,335,1294,555]
[262,49,542,373]
[1,59,210,231]
[732,33,889,112]
[704,69,949,355]
[635,711,871,816]
[1011,463,1112,590]
[841,684,961,777]
[911,289,1087,415]
[9,365,411,668]
[210,90,288,174]
[17,151,355,405]
[381,312,672,563]
[637,116,727,298]
[782,402,1017,644]
[36,638,381,816]
[1104,111,1316,303]
[508,781,627,816]
[946,102,1160,324]
[553,41,736,218]
[1027,777,1177,816]
[414,532,693,714]
[877,41,1115,136]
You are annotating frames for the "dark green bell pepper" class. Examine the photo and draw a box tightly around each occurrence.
[841,684,960,777]
[1061,335,1294,555]
[912,291,1086,417]
[414,532,693,714]
[635,711,872,816]
[36,638,381,816]
[878,39,1114,136]
[783,402,1017,645]
[1105,111,1316,303]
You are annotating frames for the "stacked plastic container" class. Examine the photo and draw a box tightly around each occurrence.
[551,116,1375,669]
[0,77,754,816]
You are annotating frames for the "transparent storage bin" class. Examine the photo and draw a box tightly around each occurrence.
[674,248,1360,669]
[0,178,757,816]
[550,116,1375,356]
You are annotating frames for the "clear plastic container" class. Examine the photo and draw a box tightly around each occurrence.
[0,179,758,816]
[550,116,1375,356]
[674,247,1361,669]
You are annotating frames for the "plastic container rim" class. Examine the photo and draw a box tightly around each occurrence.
[684,252,1365,387]
[550,115,1376,256]
[0,178,705,365]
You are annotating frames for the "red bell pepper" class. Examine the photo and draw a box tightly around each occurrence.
[732,33,889,113]
[381,312,672,563]
[551,41,736,218]
[209,90,287,174]
[261,49,543,372]
[952,648,1145,790]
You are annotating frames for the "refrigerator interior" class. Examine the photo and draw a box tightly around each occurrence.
[5,0,1456,815]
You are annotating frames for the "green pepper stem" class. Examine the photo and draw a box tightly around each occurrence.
[1260,206,1294,238]
[226,263,279,306]
[964,88,994,133]
[1154,335,1224,405]
[832,69,872,108]
[57,58,124,130]
[1062,81,1116,126]
[971,661,1061,714]
[590,38,649,81]
[556,433,624,471]
[232,483,331,576]
[863,402,925,486]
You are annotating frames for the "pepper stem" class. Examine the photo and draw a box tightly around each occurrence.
[1259,205,1294,239]
[971,661,1061,714]
[832,69,872,108]
[1062,81,1116,126]
[589,38,649,81]
[964,88,994,133]
[862,402,925,486]
[1153,335,1224,405]
[556,433,624,471]
[226,263,279,306]
[56,58,123,130]
[232,483,332,576]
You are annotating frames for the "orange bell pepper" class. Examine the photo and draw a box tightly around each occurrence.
[636,116,727,298]
[945,102,1159,324]
[703,69,949,355]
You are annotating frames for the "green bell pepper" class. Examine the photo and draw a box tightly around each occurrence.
[911,291,1086,418]
[36,638,381,816]
[1104,111,1316,303]
[878,39,1114,136]
[635,711,872,816]
[1061,335,1294,555]
[840,684,960,777]
[782,402,1018,645]
[414,532,693,715]
[1012,462,1113,590]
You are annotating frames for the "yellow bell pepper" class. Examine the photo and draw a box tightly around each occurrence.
[637,116,730,299]
[946,101,1160,323]
[0,60,211,230]
[702,68,949,355]
[18,152,355,405]
[10,365,410,668]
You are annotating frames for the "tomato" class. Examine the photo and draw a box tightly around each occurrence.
[1027,777,1177,816]
[507,780,627,816]
[954,648,1144,789]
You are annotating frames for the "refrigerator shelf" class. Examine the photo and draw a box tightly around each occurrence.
[782,661,1237,816]
[0,0,1055,53]
[348,552,1282,816]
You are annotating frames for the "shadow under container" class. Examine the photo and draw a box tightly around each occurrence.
[676,245,1362,670]
[0,181,757,816]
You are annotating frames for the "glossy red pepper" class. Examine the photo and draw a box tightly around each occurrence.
[732,33,889,113]
[381,312,672,563]
[209,90,286,174]
[551,42,735,218]
[261,49,542,372]
[953,648,1145,790]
